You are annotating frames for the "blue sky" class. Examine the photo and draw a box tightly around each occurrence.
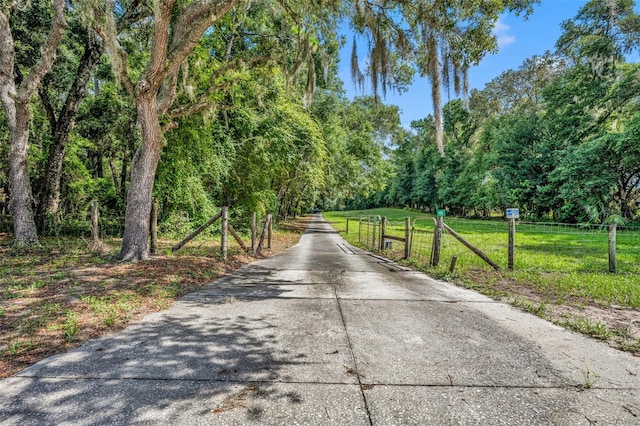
[337,0,633,129]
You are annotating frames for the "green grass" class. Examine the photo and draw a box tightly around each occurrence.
[324,208,640,309]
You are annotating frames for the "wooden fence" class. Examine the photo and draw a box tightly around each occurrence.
[345,215,623,274]
[86,202,272,260]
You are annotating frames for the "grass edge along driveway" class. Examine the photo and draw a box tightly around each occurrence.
[323,208,640,356]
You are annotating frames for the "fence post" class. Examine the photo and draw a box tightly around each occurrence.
[267,213,272,250]
[221,206,228,260]
[431,217,443,266]
[508,217,515,270]
[88,200,103,252]
[404,217,410,259]
[609,223,617,273]
[346,218,349,234]
[256,214,271,255]
[150,200,158,255]
[449,255,458,273]
[358,217,362,244]
[366,217,370,250]
[251,212,257,255]
[380,217,387,251]
[91,201,99,242]
[372,216,377,250]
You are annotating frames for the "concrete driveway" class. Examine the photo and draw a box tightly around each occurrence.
[1,215,639,425]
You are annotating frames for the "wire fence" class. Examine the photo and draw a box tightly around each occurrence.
[346,215,640,274]
[354,215,378,251]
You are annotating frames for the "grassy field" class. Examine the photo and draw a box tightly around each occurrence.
[324,208,640,354]
[0,218,309,379]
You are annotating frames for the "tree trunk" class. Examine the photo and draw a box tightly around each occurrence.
[1,1,66,246]
[1,20,37,246]
[116,95,163,261]
[7,100,39,246]
[120,152,129,201]
[39,31,104,221]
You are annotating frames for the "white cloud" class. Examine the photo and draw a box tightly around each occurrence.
[493,15,516,48]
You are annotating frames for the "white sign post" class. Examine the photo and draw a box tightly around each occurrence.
[506,208,520,219]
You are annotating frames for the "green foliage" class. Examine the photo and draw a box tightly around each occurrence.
[374,1,640,226]
[4,0,638,250]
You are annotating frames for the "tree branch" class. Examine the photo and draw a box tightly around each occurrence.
[38,84,57,127]
[165,55,274,119]
[93,3,135,98]
[17,0,66,101]
[164,0,241,80]
[116,0,146,33]
[144,0,176,93]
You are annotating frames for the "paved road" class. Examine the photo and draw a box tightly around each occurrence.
[1,215,639,425]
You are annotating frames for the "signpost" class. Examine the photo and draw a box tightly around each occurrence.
[506,208,519,219]
[436,209,446,218]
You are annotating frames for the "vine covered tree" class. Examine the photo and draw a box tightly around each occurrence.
[88,0,242,261]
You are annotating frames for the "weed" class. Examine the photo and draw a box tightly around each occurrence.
[221,296,238,304]
[159,281,182,298]
[578,364,598,390]
[23,317,46,335]
[29,280,46,290]
[51,271,67,280]
[63,310,79,343]
[512,298,547,317]
[103,312,116,327]
[618,339,640,353]
[613,323,634,340]
[6,337,35,357]
[561,316,611,340]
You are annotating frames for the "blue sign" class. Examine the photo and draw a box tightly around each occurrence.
[506,208,520,219]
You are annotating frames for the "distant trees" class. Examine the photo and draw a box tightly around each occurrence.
[350,0,540,155]
[376,0,640,224]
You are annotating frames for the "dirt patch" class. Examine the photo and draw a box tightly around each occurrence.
[461,269,640,355]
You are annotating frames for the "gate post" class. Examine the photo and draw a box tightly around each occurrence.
[609,224,617,273]
[431,217,443,266]
[251,212,257,255]
[267,213,272,249]
[404,217,410,259]
[380,217,387,251]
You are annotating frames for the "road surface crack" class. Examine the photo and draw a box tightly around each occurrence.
[331,275,373,426]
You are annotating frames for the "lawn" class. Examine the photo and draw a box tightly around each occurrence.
[324,208,640,354]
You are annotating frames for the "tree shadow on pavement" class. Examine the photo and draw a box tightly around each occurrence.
[0,266,335,424]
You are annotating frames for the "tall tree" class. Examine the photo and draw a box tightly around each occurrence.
[90,0,241,261]
[0,0,66,246]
